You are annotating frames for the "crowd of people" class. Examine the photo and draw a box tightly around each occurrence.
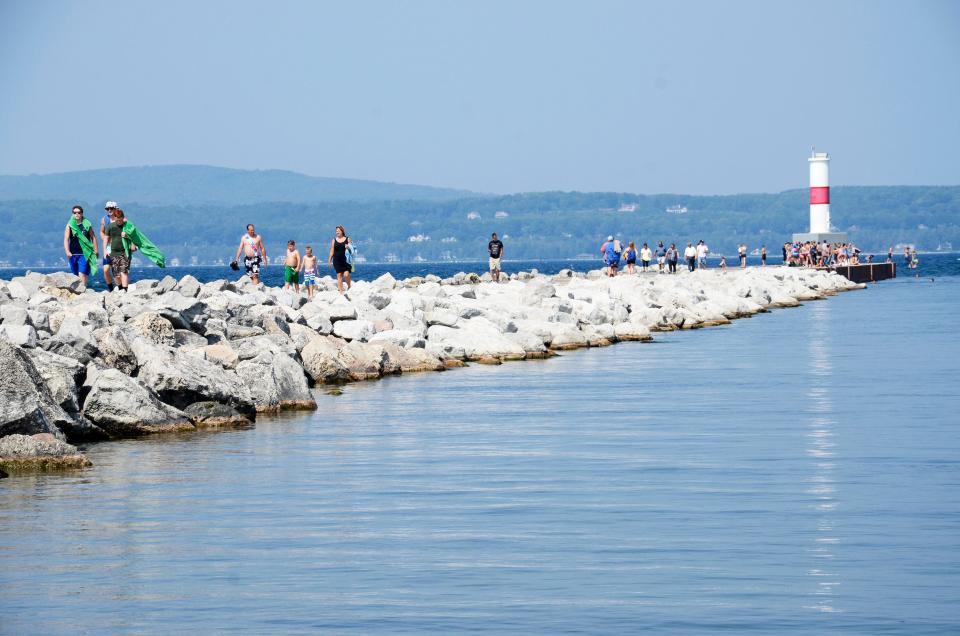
[596,237,762,276]
[63,202,915,293]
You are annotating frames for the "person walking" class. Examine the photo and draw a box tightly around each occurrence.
[601,235,622,277]
[761,245,767,267]
[684,242,697,271]
[234,224,267,285]
[105,207,165,291]
[301,245,318,299]
[696,240,709,269]
[283,240,301,294]
[329,225,352,293]
[623,241,637,274]
[738,243,747,268]
[63,205,99,286]
[100,201,119,291]
[666,243,679,274]
[655,241,666,273]
[105,208,135,291]
[640,242,652,273]
[488,232,504,282]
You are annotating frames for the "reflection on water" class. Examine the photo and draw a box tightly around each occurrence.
[805,301,840,613]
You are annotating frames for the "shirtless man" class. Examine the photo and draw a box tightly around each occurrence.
[300,245,318,299]
[234,224,267,285]
[283,240,301,293]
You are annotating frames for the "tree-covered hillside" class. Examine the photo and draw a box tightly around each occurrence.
[5,186,958,267]
[0,165,477,205]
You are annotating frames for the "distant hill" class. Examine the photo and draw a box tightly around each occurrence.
[0,165,478,205]
[5,185,958,267]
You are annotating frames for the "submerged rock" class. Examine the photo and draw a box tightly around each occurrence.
[0,433,91,471]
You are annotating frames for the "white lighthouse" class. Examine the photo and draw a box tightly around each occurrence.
[793,148,847,244]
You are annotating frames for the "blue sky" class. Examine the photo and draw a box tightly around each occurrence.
[1,0,958,194]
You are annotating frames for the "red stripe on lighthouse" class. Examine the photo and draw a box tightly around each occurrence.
[810,187,829,205]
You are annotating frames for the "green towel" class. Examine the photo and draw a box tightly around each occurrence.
[121,221,166,268]
[67,216,99,276]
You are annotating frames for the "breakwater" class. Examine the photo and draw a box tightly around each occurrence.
[0,267,861,471]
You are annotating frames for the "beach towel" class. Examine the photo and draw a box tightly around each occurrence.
[121,221,166,268]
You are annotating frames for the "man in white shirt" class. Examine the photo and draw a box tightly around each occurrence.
[684,243,697,271]
[696,240,709,269]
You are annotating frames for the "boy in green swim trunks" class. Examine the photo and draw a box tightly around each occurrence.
[283,240,301,293]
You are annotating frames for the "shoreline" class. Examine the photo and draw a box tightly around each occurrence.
[0,266,862,473]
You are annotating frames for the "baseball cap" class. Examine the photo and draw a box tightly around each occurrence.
[607,235,614,241]
[105,201,119,209]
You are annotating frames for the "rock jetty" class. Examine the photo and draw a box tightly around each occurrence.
[0,267,861,472]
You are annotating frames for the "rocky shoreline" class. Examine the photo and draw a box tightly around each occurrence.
[0,267,862,473]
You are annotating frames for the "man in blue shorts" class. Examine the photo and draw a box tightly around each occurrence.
[63,205,99,286]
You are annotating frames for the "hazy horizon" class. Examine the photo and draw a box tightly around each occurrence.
[2,1,959,195]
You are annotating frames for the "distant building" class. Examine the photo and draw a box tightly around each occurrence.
[408,234,431,242]
[495,210,509,218]
[385,253,399,263]
[666,205,688,214]
[467,211,481,220]
[441,237,458,243]
[618,203,638,212]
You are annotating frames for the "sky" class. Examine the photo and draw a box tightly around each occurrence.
[1,0,958,195]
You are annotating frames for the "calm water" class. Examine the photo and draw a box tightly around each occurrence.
[2,273,959,633]
[5,253,959,289]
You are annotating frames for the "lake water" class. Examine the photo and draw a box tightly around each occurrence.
[5,252,959,290]
[2,267,959,633]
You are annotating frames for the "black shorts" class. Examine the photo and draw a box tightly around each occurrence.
[244,254,262,275]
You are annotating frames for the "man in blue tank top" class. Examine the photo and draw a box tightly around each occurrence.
[63,205,99,286]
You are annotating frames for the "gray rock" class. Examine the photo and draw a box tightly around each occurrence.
[287,322,324,353]
[336,341,386,381]
[301,336,348,383]
[39,338,94,365]
[176,274,201,298]
[41,271,85,293]
[199,343,239,369]
[56,316,99,354]
[0,324,38,348]
[0,340,72,440]
[305,314,334,334]
[368,291,392,310]
[227,324,265,340]
[82,368,193,437]
[236,351,315,412]
[92,325,138,374]
[332,319,374,342]
[27,309,50,331]
[174,329,208,349]
[324,296,358,322]
[156,275,178,294]
[135,342,256,416]
[128,312,176,346]
[183,401,252,428]
[0,433,90,471]
[27,348,85,414]
[0,304,29,326]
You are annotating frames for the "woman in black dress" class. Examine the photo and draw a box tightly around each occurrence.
[328,225,352,293]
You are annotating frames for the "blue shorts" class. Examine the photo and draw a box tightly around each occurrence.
[103,255,113,266]
[69,254,90,276]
